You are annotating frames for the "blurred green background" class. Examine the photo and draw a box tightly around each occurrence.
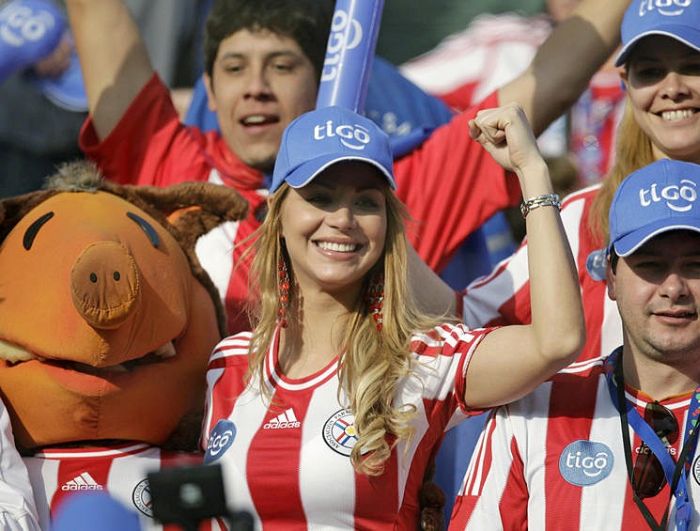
[377,0,546,64]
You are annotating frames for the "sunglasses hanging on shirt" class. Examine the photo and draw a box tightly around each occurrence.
[633,401,679,499]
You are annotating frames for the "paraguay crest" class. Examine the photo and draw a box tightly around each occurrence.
[131,478,153,518]
[323,408,358,456]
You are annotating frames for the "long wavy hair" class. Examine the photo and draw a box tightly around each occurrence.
[247,182,443,475]
[589,96,656,242]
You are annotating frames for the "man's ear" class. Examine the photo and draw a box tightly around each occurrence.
[203,73,217,112]
[606,259,617,301]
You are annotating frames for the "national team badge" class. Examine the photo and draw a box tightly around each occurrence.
[586,249,607,281]
[559,440,614,486]
[132,478,154,518]
[205,419,237,463]
[692,455,700,486]
[323,408,357,456]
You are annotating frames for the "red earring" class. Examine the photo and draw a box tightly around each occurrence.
[277,257,290,328]
[366,272,384,332]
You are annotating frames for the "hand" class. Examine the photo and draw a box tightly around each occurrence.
[468,103,545,175]
[0,0,66,82]
[32,32,72,78]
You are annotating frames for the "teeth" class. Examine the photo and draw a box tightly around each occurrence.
[661,109,695,121]
[0,340,35,363]
[0,338,176,371]
[243,115,266,124]
[318,241,358,252]
[153,341,176,359]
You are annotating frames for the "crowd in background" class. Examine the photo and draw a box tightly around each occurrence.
[4,0,700,529]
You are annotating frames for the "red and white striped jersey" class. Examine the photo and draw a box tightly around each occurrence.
[568,70,626,187]
[202,324,491,529]
[400,13,552,110]
[0,400,39,531]
[400,12,624,180]
[461,184,623,362]
[80,75,519,336]
[22,443,216,531]
[449,358,700,530]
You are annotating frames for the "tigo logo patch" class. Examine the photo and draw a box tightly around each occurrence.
[205,419,236,463]
[559,440,614,486]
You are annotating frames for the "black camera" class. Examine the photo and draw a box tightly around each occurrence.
[147,464,253,531]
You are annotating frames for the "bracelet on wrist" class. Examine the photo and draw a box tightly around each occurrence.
[520,193,561,219]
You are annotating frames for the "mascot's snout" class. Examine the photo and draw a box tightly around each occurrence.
[71,241,141,329]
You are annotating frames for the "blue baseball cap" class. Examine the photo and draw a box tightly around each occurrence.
[270,106,396,194]
[608,159,700,257]
[615,0,700,67]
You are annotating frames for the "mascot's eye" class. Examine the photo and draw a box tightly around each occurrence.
[126,212,160,248]
[23,212,54,250]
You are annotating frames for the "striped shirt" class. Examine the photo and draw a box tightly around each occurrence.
[400,12,623,180]
[400,13,552,109]
[23,443,214,531]
[202,324,491,529]
[449,357,699,530]
[0,399,39,531]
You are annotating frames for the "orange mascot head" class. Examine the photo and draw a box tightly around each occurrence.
[0,162,247,451]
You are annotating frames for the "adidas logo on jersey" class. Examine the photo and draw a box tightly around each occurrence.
[263,408,300,429]
[61,472,104,491]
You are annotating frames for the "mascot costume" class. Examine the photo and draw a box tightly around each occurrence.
[0,161,247,530]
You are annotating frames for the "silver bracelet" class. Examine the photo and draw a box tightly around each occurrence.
[520,193,561,218]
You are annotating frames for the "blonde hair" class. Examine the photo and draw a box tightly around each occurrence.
[589,96,656,242]
[247,182,442,475]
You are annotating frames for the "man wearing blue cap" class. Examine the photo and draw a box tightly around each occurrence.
[451,159,700,530]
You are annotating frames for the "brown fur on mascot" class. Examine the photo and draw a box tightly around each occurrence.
[0,162,247,529]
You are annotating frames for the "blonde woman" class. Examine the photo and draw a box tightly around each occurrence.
[461,0,700,363]
[201,103,583,529]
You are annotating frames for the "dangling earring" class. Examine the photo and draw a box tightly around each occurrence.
[366,271,384,332]
[277,257,290,328]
